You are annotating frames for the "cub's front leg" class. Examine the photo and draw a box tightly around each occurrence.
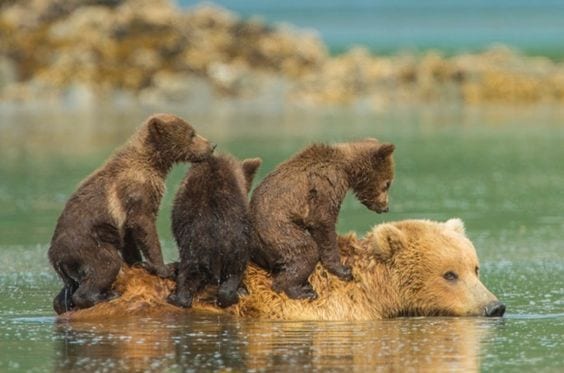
[127,213,173,279]
[309,219,353,281]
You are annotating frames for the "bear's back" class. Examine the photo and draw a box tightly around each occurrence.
[251,144,348,213]
[278,144,343,171]
[172,155,250,247]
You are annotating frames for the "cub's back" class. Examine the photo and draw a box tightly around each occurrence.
[172,155,250,243]
[251,144,346,211]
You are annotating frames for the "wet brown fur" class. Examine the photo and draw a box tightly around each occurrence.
[169,153,262,308]
[249,139,395,299]
[48,113,215,314]
[60,219,503,321]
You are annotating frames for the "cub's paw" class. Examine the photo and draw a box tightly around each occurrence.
[331,265,353,282]
[217,290,239,308]
[167,293,192,309]
[285,284,319,301]
[134,262,175,279]
[53,288,76,315]
[102,290,120,302]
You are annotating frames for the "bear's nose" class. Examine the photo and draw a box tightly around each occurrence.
[485,301,506,317]
[380,207,389,213]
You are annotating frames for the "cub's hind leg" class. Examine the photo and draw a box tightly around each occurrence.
[70,245,122,310]
[168,259,205,308]
[269,226,320,300]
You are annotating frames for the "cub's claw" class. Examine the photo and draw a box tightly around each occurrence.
[284,284,319,301]
[331,264,353,281]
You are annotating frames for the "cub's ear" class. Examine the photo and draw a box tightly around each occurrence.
[374,143,395,160]
[147,115,165,138]
[364,223,406,261]
[242,158,262,190]
[443,218,466,235]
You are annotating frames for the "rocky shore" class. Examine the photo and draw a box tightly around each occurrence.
[1,0,564,108]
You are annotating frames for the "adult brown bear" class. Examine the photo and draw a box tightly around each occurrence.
[59,218,505,321]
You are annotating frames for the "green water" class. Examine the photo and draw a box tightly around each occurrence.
[0,104,563,371]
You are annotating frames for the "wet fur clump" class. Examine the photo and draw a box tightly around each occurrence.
[48,113,215,314]
[249,139,395,300]
[168,154,261,308]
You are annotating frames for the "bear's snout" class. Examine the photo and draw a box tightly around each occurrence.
[187,136,216,162]
[371,204,389,213]
[362,200,389,213]
[484,301,506,317]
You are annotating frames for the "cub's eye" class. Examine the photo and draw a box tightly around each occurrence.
[189,132,196,140]
[384,181,391,190]
[443,271,458,282]
[475,266,479,276]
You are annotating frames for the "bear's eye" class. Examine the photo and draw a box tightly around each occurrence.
[475,266,479,276]
[384,181,391,190]
[443,271,458,282]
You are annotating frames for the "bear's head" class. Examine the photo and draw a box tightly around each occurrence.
[364,219,505,317]
[344,140,395,213]
[143,113,215,164]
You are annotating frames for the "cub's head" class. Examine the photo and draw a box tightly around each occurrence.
[143,113,215,163]
[365,219,505,318]
[345,140,395,213]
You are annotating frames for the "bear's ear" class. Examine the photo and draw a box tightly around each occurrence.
[443,218,466,235]
[242,158,262,191]
[147,115,165,139]
[374,143,395,160]
[364,223,407,261]
[373,144,396,162]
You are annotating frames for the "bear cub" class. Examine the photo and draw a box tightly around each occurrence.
[169,153,262,308]
[48,113,215,314]
[250,139,395,300]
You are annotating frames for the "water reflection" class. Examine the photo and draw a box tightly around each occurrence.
[243,318,499,371]
[54,317,178,371]
[53,315,500,371]
[53,314,246,371]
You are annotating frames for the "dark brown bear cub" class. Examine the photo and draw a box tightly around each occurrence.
[48,113,215,314]
[250,139,395,300]
[168,154,261,308]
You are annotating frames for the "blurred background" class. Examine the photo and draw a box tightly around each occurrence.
[2,0,564,106]
[189,0,564,56]
[0,0,563,371]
